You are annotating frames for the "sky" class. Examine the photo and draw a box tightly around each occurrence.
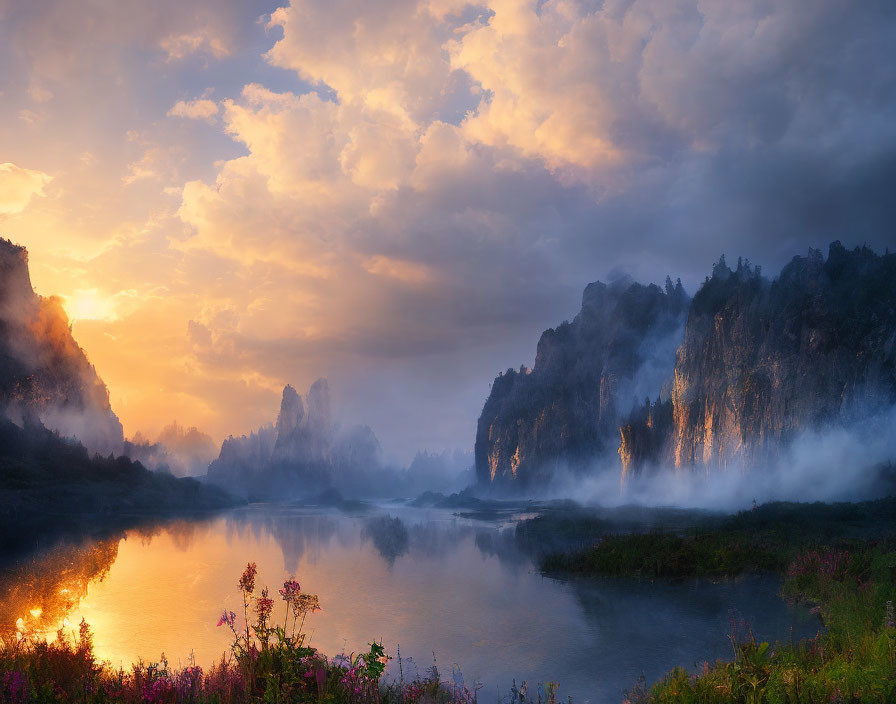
[1,0,895,463]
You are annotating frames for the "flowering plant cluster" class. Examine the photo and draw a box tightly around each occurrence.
[786,549,851,581]
[2,670,26,704]
[0,561,488,704]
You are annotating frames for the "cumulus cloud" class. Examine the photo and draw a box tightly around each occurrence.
[160,28,230,62]
[0,162,52,214]
[264,0,480,124]
[167,99,219,123]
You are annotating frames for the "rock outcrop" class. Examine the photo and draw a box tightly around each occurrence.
[272,380,331,466]
[475,277,689,487]
[478,241,896,490]
[0,238,123,454]
[207,379,380,497]
[621,243,896,474]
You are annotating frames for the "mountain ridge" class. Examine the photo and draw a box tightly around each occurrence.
[476,241,896,490]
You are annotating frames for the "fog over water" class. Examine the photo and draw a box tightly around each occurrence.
[0,505,818,704]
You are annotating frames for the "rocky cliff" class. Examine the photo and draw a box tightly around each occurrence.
[0,238,123,454]
[207,379,381,497]
[475,277,689,486]
[620,243,896,474]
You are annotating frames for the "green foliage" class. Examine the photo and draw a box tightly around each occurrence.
[541,497,896,579]
[542,530,785,578]
[361,643,388,681]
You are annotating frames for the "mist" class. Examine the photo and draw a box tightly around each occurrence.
[123,422,219,477]
[533,402,896,512]
[205,378,474,500]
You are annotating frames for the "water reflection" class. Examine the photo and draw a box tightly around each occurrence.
[0,505,818,704]
[0,538,119,640]
[362,516,410,565]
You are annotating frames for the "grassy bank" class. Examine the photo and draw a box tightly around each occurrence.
[540,499,896,703]
[540,498,896,578]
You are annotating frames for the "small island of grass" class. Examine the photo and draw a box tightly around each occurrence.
[540,499,896,703]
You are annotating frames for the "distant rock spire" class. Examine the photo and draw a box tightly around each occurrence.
[276,384,305,438]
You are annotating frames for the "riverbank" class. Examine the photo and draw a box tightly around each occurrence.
[2,499,891,703]
[539,499,896,703]
[0,417,241,557]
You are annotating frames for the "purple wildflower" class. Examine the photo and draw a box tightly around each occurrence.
[279,578,301,602]
[217,610,236,628]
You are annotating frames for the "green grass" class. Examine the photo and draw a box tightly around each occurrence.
[539,498,896,703]
[540,498,896,579]
[624,543,896,703]
[541,530,787,578]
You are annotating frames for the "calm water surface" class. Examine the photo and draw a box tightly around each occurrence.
[0,505,818,703]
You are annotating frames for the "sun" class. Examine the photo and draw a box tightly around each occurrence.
[63,288,118,322]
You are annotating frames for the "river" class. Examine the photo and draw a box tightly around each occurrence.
[0,503,818,703]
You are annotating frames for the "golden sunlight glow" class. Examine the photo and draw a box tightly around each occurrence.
[63,289,119,322]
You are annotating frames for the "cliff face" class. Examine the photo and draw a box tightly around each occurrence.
[0,238,123,454]
[475,277,689,486]
[620,243,896,474]
[618,396,673,480]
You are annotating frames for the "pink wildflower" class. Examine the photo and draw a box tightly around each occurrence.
[238,562,257,594]
[255,589,274,621]
[279,578,301,602]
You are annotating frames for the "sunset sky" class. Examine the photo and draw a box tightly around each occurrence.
[1,0,895,461]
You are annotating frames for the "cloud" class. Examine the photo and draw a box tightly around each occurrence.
[123,149,163,185]
[264,0,479,124]
[3,0,896,463]
[167,99,219,123]
[0,162,52,215]
[27,80,53,103]
[159,29,230,62]
[261,0,896,194]
[362,255,431,285]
